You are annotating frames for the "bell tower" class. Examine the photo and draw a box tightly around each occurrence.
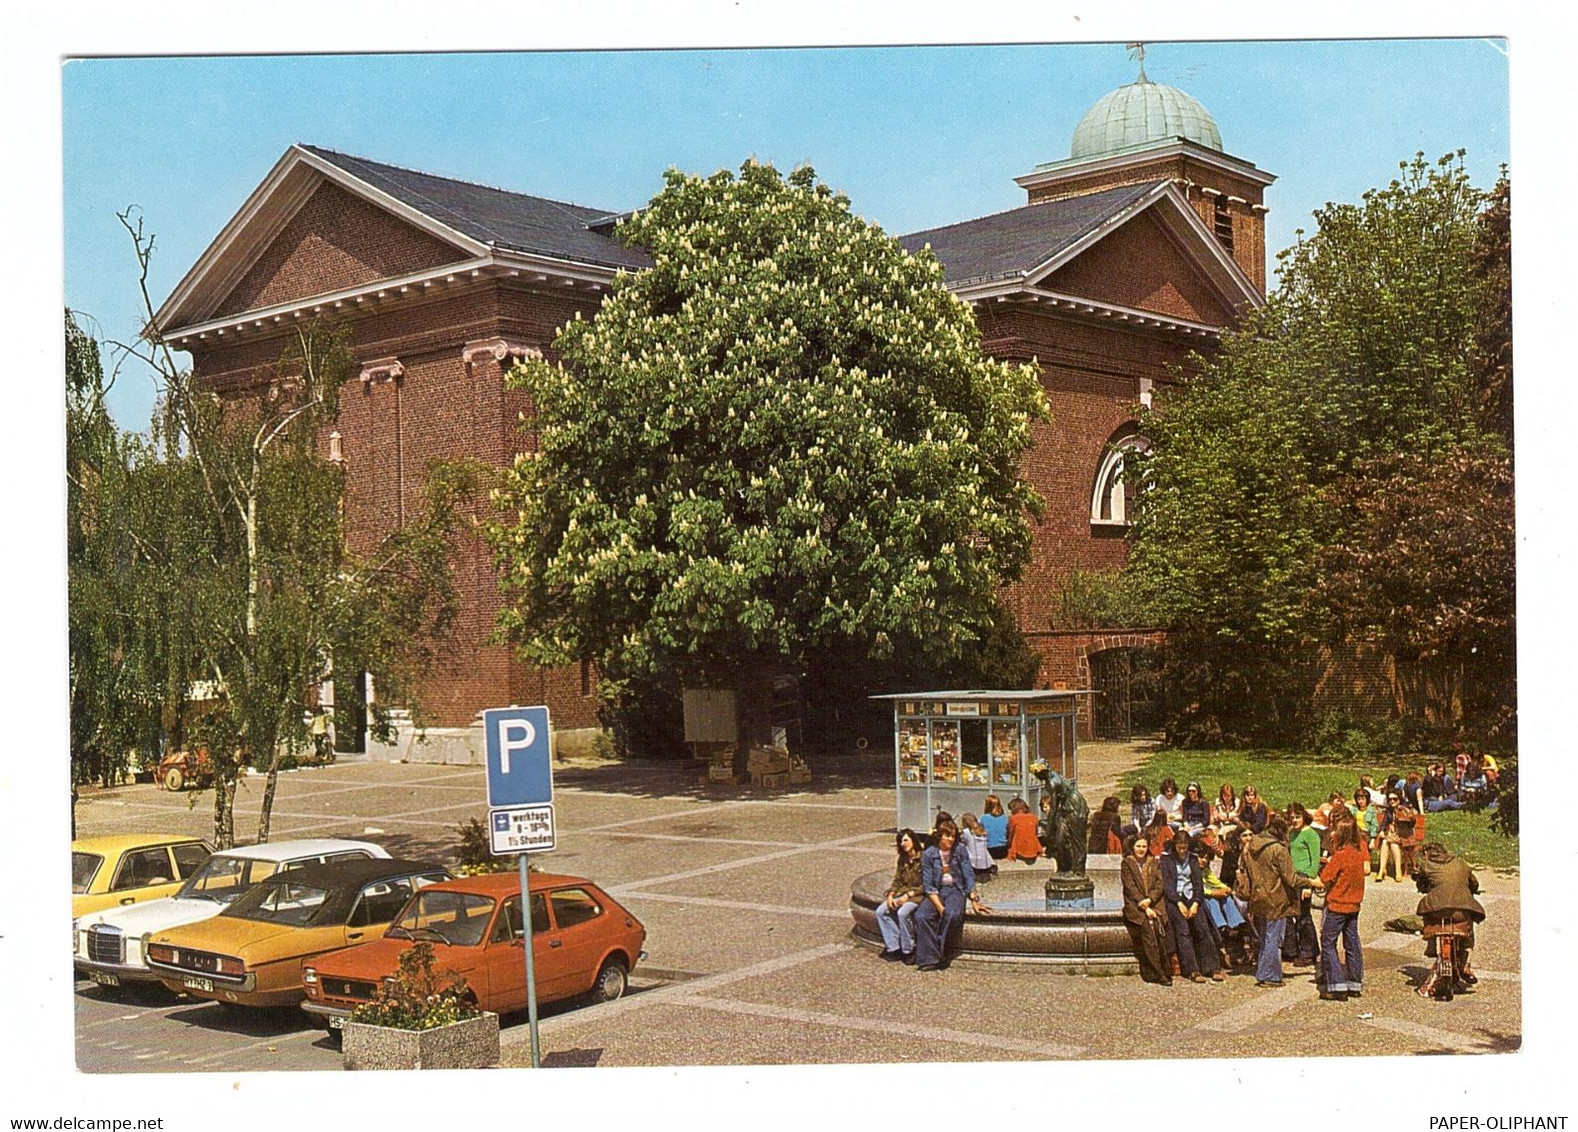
[1014,45,1276,294]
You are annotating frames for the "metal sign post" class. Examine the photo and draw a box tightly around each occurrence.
[484,705,553,1070]
[517,851,541,1068]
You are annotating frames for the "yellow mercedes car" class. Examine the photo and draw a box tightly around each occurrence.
[146,857,449,1008]
[72,834,213,918]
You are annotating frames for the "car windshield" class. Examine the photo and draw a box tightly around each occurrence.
[387,890,495,947]
[226,879,332,926]
[177,855,281,902]
[72,852,104,894]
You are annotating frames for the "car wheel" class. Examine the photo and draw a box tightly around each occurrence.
[163,766,185,792]
[590,958,628,1004]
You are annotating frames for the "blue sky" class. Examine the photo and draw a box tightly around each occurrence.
[63,38,1509,427]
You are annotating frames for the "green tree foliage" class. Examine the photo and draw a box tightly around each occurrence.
[489,161,1048,759]
[67,311,157,826]
[1127,155,1511,745]
[88,211,465,847]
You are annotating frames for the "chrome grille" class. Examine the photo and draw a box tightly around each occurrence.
[87,926,124,965]
[169,949,222,974]
[323,977,379,1001]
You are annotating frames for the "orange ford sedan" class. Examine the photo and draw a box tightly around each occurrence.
[146,857,449,1008]
[300,871,646,1033]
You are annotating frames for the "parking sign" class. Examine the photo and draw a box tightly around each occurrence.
[483,706,553,808]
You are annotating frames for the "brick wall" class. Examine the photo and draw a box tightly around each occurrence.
[215,182,465,317]
[1045,208,1234,324]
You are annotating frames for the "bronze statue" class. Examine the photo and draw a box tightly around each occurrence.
[1037,770,1091,875]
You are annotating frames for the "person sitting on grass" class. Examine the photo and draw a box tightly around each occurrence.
[1238,784,1270,834]
[1180,782,1211,835]
[1124,784,1155,840]
[1155,777,1184,826]
[1212,783,1241,832]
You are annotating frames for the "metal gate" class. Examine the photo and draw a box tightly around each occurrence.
[1091,647,1164,739]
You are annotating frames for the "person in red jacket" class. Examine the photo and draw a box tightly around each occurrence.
[1005,797,1042,864]
[1317,818,1368,1001]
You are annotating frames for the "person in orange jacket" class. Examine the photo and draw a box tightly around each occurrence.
[1005,797,1041,864]
[1317,818,1368,1001]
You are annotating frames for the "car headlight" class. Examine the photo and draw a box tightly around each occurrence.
[302,967,318,985]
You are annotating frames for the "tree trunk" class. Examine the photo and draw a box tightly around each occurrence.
[730,660,778,779]
[212,773,234,850]
[256,743,282,844]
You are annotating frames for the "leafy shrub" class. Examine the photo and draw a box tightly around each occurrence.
[349,941,479,1031]
[453,817,515,876]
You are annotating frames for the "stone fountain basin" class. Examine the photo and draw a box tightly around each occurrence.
[848,856,1136,971]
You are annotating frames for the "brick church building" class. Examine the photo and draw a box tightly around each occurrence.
[151,67,1273,754]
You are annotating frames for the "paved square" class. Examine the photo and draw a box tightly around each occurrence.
[70,749,1521,1071]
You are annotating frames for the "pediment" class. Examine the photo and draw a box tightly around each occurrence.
[1021,183,1260,326]
[154,146,486,334]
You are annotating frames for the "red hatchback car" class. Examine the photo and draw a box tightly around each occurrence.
[300,871,645,1033]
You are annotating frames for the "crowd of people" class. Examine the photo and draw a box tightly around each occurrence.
[1109,770,1489,998]
[870,771,1489,997]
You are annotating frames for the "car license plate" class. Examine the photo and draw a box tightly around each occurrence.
[328,1015,346,1030]
[89,971,120,987]
[182,975,213,992]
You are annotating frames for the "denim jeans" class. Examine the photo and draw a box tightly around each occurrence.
[874,898,921,954]
[1319,908,1364,993]
[1256,916,1290,983]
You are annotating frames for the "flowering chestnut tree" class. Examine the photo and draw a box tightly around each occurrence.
[489,161,1047,758]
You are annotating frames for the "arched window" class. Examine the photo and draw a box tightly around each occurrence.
[1091,432,1150,526]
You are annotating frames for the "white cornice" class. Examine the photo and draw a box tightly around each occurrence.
[956,281,1226,339]
[1015,139,1276,194]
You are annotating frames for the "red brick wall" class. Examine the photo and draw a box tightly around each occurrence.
[974,304,1210,694]
[1045,209,1234,324]
[215,182,466,317]
[189,277,605,731]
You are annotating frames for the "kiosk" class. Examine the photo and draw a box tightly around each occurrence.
[871,690,1088,832]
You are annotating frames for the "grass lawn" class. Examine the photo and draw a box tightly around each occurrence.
[1117,748,1519,872]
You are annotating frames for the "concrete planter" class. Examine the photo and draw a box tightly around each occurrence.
[342,1012,500,1070]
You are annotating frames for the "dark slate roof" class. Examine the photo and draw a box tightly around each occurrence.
[896,180,1165,285]
[300,145,651,272]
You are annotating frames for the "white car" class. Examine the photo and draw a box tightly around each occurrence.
[74,838,389,989]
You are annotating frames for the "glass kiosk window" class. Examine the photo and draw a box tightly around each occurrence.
[1034,715,1073,779]
[990,721,1020,786]
[898,719,927,783]
[960,719,988,785]
[931,721,960,783]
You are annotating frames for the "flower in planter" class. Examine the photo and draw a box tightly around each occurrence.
[350,941,479,1031]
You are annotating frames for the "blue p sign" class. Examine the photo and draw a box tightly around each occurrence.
[484,706,553,808]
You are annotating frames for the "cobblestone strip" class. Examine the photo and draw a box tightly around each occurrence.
[612,891,854,919]
[676,993,1087,1059]
[523,943,848,1042]
[606,831,891,894]
[1356,1015,1492,1052]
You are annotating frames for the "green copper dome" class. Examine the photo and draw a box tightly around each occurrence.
[1070,75,1222,159]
